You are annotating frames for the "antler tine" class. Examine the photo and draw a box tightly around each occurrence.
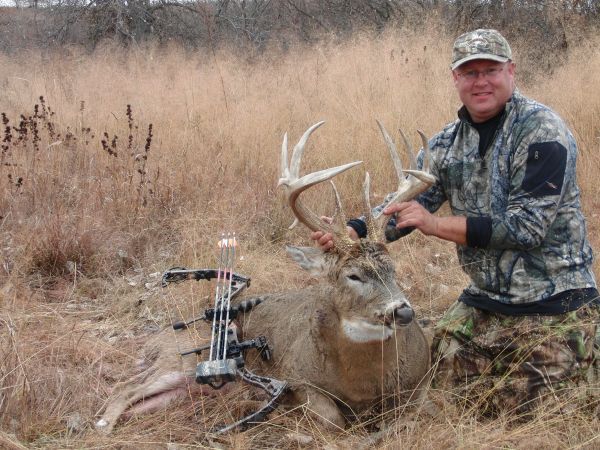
[279,122,362,237]
[288,218,300,230]
[376,120,404,183]
[418,129,431,172]
[329,180,350,237]
[289,121,325,179]
[363,172,372,216]
[329,181,341,223]
[398,127,418,169]
[403,130,434,182]
[363,171,380,241]
[281,132,289,180]
[368,121,437,240]
[281,131,300,231]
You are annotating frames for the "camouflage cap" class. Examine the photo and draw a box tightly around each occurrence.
[451,29,512,70]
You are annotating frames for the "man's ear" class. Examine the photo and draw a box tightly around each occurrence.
[507,61,516,82]
[451,68,460,87]
[285,245,336,277]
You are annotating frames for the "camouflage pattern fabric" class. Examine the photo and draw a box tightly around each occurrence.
[384,90,597,304]
[432,301,600,415]
[451,28,512,70]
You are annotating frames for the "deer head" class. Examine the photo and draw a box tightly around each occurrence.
[285,241,416,342]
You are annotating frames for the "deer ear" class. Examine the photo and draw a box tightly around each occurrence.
[285,246,334,277]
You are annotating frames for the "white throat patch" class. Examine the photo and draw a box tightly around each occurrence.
[341,318,394,343]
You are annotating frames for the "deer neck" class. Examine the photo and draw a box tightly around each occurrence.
[331,325,403,404]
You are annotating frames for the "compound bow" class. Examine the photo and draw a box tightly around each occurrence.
[161,233,288,434]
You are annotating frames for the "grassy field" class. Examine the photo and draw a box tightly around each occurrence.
[0,27,599,448]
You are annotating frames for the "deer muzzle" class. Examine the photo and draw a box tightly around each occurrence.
[381,303,415,327]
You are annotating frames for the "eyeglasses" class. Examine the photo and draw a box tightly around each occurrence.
[456,66,505,82]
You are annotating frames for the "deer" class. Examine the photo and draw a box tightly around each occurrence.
[95,120,436,434]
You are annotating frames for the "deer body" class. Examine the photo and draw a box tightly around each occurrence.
[239,249,430,427]
[96,242,430,432]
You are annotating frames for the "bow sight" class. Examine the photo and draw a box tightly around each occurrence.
[161,233,287,434]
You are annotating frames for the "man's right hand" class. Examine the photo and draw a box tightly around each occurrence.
[310,217,359,251]
[311,230,336,251]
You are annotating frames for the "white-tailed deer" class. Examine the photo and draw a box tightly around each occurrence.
[96,121,436,433]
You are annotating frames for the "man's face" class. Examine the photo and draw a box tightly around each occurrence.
[452,59,515,123]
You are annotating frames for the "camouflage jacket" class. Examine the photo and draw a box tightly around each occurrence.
[386,90,597,304]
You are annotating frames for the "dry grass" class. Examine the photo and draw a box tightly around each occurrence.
[0,26,599,449]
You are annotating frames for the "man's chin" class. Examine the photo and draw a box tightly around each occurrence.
[468,105,501,122]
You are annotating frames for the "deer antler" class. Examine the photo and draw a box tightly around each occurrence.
[278,121,362,242]
[364,120,437,241]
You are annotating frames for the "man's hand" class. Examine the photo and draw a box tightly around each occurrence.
[383,201,439,236]
[310,217,359,251]
[383,201,467,245]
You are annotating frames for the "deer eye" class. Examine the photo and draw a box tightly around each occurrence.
[347,274,364,283]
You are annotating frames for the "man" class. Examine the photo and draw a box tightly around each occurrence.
[313,29,599,414]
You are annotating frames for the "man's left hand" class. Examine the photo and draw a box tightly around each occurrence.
[383,201,439,236]
[383,201,468,245]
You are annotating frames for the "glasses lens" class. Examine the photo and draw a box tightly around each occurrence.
[460,65,504,81]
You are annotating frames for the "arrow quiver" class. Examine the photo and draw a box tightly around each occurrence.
[161,233,287,434]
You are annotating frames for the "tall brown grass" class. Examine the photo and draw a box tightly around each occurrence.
[0,26,598,448]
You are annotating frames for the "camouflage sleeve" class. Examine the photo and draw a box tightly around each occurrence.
[346,217,368,239]
[487,110,574,250]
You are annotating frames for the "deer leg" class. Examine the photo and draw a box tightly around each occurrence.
[122,385,191,418]
[298,386,346,430]
[96,371,192,434]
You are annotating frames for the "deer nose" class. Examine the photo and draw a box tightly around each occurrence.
[392,304,414,325]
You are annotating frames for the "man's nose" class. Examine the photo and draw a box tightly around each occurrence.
[473,72,492,84]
